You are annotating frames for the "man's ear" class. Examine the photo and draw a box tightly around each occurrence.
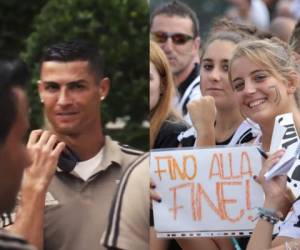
[37,80,44,102]
[193,36,201,51]
[98,77,110,101]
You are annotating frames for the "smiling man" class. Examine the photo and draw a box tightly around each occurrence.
[30,40,143,250]
[150,0,202,124]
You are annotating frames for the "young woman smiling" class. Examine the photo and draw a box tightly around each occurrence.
[229,38,300,250]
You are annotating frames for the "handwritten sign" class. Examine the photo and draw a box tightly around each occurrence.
[150,146,264,238]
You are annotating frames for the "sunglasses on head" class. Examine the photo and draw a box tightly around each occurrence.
[151,32,194,45]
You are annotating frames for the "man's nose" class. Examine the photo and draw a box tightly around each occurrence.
[162,37,174,53]
[57,89,72,105]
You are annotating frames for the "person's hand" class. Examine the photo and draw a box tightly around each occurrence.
[187,96,216,133]
[254,149,293,217]
[22,130,65,192]
[150,179,161,203]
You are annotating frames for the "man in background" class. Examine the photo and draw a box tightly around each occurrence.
[150,0,201,124]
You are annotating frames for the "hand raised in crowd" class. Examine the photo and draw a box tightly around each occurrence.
[187,96,217,146]
[254,149,293,218]
[22,129,65,192]
[187,96,217,131]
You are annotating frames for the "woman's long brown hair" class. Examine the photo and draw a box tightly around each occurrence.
[150,41,175,148]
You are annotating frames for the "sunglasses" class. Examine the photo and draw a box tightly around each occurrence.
[151,32,194,45]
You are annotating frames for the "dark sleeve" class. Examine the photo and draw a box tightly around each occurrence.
[154,121,188,149]
[180,135,196,147]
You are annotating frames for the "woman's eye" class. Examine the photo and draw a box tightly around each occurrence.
[222,64,229,72]
[254,74,267,82]
[203,64,213,71]
[233,81,245,91]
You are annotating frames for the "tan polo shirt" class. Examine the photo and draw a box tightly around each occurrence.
[101,153,149,250]
[44,136,143,250]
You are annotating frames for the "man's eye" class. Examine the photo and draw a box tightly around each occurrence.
[45,84,59,91]
[69,83,84,90]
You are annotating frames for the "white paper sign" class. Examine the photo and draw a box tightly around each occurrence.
[264,113,300,198]
[269,113,296,153]
[150,146,264,238]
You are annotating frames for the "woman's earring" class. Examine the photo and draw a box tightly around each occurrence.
[100,96,105,101]
[40,99,44,103]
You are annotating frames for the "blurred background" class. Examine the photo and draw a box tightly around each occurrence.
[150,0,230,39]
[150,0,300,42]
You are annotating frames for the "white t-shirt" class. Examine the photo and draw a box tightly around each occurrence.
[278,199,300,239]
[73,148,104,181]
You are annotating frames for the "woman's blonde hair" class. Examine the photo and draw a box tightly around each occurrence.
[150,41,176,148]
[228,38,300,107]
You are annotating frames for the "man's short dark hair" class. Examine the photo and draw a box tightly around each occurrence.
[150,0,200,37]
[41,39,104,79]
[0,58,28,145]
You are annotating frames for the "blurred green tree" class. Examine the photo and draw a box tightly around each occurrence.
[0,0,48,57]
[22,0,148,149]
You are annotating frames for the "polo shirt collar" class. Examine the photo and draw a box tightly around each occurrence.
[177,63,200,98]
[57,136,122,179]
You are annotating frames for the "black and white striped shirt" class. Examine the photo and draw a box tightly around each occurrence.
[0,229,35,250]
[178,120,261,147]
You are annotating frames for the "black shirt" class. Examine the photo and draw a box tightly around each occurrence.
[154,120,189,149]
